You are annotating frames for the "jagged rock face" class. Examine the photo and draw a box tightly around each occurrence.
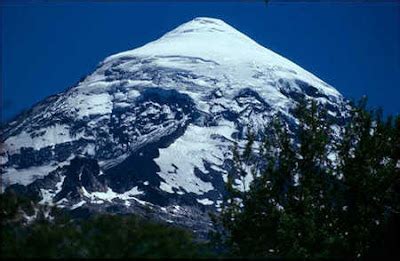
[1,17,348,233]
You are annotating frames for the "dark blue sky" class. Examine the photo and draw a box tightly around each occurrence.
[1,1,399,121]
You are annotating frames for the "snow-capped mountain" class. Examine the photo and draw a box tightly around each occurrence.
[1,17,347,233]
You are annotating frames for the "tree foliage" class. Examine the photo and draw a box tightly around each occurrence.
[214,97,400,259]
[0,193,213,259]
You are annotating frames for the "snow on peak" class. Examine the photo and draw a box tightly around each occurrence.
[160,17,241,38]
[106,16,270,64]
[103,17,340,97]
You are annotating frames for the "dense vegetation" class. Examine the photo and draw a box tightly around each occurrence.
[0,192,213,258]
[213,98,400,259]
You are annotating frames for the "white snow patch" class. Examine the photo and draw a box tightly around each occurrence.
[82,143,96,156]
[0,155,8,165]
[71,200,86,210]
[81,186,144,204]
[39,175,66,205]
[160,182,174,193]
[4,124,83,154]
[197,198,214,205]
[233,164,254,192]
[127,89,141,99]
[67,92,112,119]
[1,161,69,191]
[154,120,235,195]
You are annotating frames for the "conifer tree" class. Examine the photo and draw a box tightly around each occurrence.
[214,97,399,259]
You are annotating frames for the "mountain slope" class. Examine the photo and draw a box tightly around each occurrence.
[1,17,347,233]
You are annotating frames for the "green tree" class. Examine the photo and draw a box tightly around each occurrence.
[214,97,400,259]
[1,192,214,258]
[336,97,400,258]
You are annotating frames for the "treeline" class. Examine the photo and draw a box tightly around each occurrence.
[213,97,400,259]
[0,192,214,259]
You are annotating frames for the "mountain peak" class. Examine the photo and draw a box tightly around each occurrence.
[191,17,226,24]
[161,17,236,38]
[105,17,286,68]
[105,16,258,63]
[103,17,339,97]
[178,17,229,28]
[1,15,346,233]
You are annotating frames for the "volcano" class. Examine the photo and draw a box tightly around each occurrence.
[1,17,347,234]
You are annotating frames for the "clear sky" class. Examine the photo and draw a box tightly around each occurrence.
[1,1,399,122]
